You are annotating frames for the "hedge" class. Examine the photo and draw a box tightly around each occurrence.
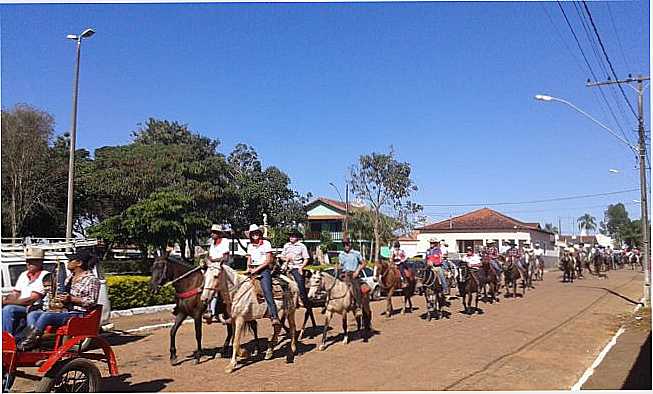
[107,275,175,311]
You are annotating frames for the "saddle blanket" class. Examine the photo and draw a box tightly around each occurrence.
[252,277,289,304]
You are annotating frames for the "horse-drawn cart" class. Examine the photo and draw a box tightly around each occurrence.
[2,306,118,392]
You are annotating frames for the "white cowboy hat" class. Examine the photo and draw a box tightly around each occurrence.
[487,240,496,244]
[246,224,263,236]
[25,247,45,261]
[535,243,540,246]
[428,238,439,243]
[211,224,231,233]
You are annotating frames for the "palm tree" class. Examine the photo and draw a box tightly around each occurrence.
[577,213,597,234]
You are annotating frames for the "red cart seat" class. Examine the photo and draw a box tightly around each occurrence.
[44,305,102,336]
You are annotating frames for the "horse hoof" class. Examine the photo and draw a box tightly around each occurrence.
[194,358,200,365]
[264,350,274,360]
[318,344,326,351]
[286,354,295,364]
[170,358,178,366]
[225,364,236,374]
[342,337,349,345]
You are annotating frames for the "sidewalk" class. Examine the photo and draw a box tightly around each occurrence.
[582,307,651,390]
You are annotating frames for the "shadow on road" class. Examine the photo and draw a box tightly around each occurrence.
[103,373,173,392]
[621,333,652,390]
[103,331,149,346]
[574,286,643,306]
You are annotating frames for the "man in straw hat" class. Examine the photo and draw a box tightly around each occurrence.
[208,224,232,267]
[425,238,449,295]
[337,238,365,317]
[2,247,49,336]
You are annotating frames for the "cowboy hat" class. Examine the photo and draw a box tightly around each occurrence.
[25,247,45,261]
[289,228,303,238]
[487,240,496,244]
[428,238,439,243]
[211,224,231,234]
[246,224,263,236]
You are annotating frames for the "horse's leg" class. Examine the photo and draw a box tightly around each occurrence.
[318,310,333,351]
[342,312,349,345]
[424,290,431,321]
[286,310,297,363]
[299,308,309,340]
[221,323,233,358]
[266,321,281,361]
[169,312,186,366]
[225,317,243,373]
[250,321,260,358]
[192,315,202,364]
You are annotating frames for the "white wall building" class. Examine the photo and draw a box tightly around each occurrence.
[414,208,556,256]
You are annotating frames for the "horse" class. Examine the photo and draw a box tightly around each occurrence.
[457,262,480,314]
[591,252,607,279]
[150,256,259,365]
[533,253,545,281]
[373,260,416,317]
[480,257,499,304]
[200,262,298,373]
[274,262,318,340]
[523,252,536,289]
[559,254,574,283]
[499,256,523,298]
[628,252,643,271]
[306,271,372,350]
[575,251,586,279]
[415,266,446,320]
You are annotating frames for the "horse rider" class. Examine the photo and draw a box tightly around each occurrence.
[202,224,232,323]
[463,246,486,284]
[505,242,521,264]
[425,239,449,296]
[19,249,101,351]
[500,240,511,255]
[391,241,408,287]
[337,238,364,317]
[2,247,49,336]
[485,240,503,281]
[246,224,281,328]
[280,228,311,309]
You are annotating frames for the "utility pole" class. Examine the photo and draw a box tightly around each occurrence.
[588,75,650,306]
[344,184,349,239]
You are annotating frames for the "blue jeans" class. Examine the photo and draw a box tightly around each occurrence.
[490,260,503,276]
[26,310,83,332]
[397,262,407,279]
[433,266,449,293]
[2,305,27,335]
[258,268,279,320]
[290,268,310,307]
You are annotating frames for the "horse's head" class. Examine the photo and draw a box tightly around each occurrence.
[306,270,324,299]
[201,263,223,304]
[150,256,169,292]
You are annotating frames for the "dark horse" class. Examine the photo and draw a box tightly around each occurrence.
[560,254,575,283]
[150,255,258,365]
[415,266,446,320]
[373,260,416,317]
[481,256,499,304]
[457,262,480,314]
[499,256,523,298]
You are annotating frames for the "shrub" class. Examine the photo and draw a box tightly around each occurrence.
[106,275,175,310]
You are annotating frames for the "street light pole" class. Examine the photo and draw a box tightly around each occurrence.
[535,82,650,306]
[65,28,95,241]
[329,182,349,240]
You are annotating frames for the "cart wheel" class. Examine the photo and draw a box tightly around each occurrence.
[34,358,101,393]
[3,371,16,392]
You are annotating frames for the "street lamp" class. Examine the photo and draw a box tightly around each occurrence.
[329,182,349,238]
[608,169,620,174]
[535,93,650,306]
[65,28,95,241]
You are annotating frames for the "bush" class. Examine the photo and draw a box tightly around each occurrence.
[101,259,153,276]
[106,275,175,310]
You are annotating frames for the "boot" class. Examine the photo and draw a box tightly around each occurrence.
[271,317,281,328]
[18,327,43,351]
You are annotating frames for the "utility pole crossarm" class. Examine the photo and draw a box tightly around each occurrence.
[586,75,650,87]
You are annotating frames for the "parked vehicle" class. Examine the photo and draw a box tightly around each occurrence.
[1,239,112,328]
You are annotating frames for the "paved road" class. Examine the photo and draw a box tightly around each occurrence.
[11,269,646,392]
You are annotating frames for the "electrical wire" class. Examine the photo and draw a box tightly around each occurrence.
[582,1,638,118]
[420,188,639,207]
[605,1,632,73]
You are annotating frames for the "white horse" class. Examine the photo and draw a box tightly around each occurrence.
[201,263,298,373]
[306,271,372,351]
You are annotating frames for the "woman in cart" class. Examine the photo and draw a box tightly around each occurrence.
[18,249,100,351]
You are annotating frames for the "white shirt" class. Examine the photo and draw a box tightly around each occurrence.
[247,240,272,267]
[14,270,47,299]
[463,253,482,268]
[209,238,231,262]
[440,245,449,258]
[282,241,309,269]
[534,248,544,257]
[499,244,510,254]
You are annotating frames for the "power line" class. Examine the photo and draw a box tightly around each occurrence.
[605,1,632,73]
[420,188,639,207]
[556,1,632,146]
[582,1,638,118]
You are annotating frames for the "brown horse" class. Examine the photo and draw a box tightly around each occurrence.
[481,257,499,303]
[373,260,415,317]
[457,262,480,314]
[150,256,258,365]
[560,254,575,283]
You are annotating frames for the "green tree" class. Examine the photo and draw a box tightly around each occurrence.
[603,203,631,245]
[544,223,559,234]
[577,213,597,234]
[1,104,55,238]
[132,118,219,156]
[349,148,422,261]
[620,219,642,248]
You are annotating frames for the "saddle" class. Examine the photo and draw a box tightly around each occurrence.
[251,276,289,304]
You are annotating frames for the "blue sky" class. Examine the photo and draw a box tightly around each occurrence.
[1,1,649,232]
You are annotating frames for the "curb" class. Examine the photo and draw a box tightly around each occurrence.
[110,304,175,319]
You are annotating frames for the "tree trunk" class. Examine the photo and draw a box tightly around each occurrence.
[373,212,380,263]
[11,189,17,239]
